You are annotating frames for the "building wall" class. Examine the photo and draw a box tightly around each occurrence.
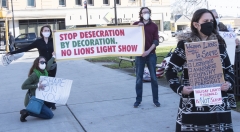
[1,0,171,37]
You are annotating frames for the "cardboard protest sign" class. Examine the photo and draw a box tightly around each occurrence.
[184,40,224,106]
[36,76,73,105]
[219,31,236,65]
[53,26,145,60]
[194,87,222,106]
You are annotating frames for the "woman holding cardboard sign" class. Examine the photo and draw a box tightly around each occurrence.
[165,9,236,132]
[7,25,57,110]
[19,52,56,122]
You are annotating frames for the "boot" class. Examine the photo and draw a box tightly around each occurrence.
[20,109,29,122]
[52,104,56,110]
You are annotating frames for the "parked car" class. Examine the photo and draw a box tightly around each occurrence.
[158,31,169,43]
[14,33,39,49]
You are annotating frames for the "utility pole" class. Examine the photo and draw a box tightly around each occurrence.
[114,0,117,25]
[84,0,89,27]
[141,0,145,7]
[206,0,209,9]
[0,9,10,52]
[11,0,15,37]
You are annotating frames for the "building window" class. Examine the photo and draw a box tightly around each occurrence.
[27,0,35,7]
[76,0,82,5]
[2,0,7,7]
[116,0,120,5]
[59,0,66,6]
[87,0,94,5]
[103,0,109,5]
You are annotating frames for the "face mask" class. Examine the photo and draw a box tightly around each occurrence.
[200,22,214,36]
[215,18,219,25]
[39,63,46,70]
[42,32,50,38]
[143,13,150,20]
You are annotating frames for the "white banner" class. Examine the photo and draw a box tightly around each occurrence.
[194,87,222,106]
[53,26,145,60]
[36,76,73,105]
[219,32,236,65]
[1,53,24,66]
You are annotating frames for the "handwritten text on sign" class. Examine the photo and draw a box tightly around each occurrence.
[36,76,73,105]
[54,26,144,60]
[184,40,224,89]
[194,87,222,106]
[219,31,236,65]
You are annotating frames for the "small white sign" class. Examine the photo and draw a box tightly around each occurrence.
[219,31,236,65]
[36,76,73,105]
[194,87,222,106]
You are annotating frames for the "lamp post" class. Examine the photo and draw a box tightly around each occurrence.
[84,0,89,27]
[114,0,117,25]
[10,0,15,37]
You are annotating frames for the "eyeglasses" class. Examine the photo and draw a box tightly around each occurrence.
[39,61,46,64]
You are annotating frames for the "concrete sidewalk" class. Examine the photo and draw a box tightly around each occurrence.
[0,52,239,132]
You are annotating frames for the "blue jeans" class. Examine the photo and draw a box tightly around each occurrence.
[28,104,54,119]
[135,53,158,103]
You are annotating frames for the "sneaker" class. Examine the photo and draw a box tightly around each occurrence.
[154,102,161,107]
[134,102,141,108]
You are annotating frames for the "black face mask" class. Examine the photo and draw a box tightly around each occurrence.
[200,22,214,36]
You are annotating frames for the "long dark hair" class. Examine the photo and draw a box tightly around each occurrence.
[139,7,151,21]
[28,56,46,77]
[40,25,52,38]
[191,9,225,46]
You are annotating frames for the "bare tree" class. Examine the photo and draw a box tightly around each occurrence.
[171,0,208,17]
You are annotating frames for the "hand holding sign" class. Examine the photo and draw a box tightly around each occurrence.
[221,82,231,91]
[38,81,47,91]
[182,86,193,95]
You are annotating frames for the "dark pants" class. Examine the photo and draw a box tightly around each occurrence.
[45,64,57,108]
[135,53,158,103]
[28,104,54,119]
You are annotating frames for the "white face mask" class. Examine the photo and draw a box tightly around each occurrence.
[42,32,50,38]
[143,14,150,20]
[215,18,219,25]
[39,63,46,70]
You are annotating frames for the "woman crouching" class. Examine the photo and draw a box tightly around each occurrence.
[20,53,56,122]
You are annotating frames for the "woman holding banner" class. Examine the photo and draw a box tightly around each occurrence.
[7,25,57,110]
[20,53,55,122]
[165,9,235,132]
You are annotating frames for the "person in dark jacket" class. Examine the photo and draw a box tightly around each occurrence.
[7,25,57,109]
[20,54,55,122]
[210,9,240,45]
[165,9,235,132]
[9,32,15,52]
[132,7,160,108]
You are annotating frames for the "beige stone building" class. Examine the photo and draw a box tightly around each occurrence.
[0,0,171,38]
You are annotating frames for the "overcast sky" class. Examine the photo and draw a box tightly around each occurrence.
[208,0,240,17]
